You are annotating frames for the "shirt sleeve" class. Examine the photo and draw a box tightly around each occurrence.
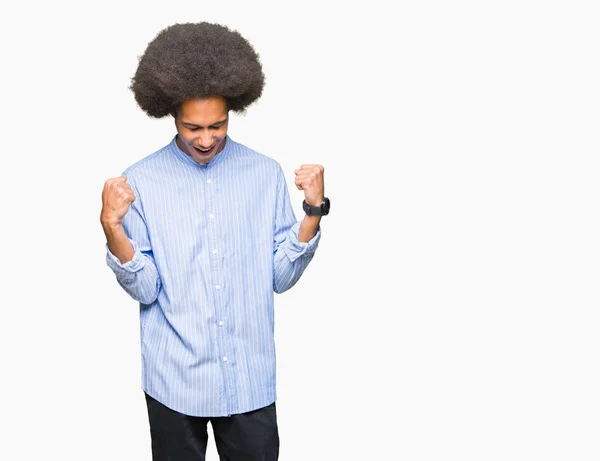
[105,176,162,305]
[272,165,321,293]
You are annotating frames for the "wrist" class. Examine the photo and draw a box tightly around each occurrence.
[304,196,324,207]
[101,216,123,233]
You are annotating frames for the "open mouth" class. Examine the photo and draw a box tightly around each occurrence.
[194,145,214,153]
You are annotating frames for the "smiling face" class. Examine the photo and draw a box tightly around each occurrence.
[173,96,230,164]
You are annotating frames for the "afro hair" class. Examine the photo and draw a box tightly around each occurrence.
[130,22,265,118]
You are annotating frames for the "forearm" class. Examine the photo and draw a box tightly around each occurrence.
[102,221,135,264]
[298,215,321,243]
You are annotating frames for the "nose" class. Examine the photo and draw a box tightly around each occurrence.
[197,132,213,148]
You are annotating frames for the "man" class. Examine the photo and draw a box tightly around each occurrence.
[100,22,330,461]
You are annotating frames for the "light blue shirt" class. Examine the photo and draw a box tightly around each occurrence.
[106,135,321,417]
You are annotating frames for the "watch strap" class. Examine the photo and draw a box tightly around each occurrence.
[302,197,330,216]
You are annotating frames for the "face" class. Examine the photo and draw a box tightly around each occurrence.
[173,96,229,164]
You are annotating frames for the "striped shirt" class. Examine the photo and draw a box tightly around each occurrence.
[106,135,321,417]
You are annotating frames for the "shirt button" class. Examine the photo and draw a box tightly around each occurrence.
[218,320,224,326]
[212,249,218,255]
[209,213,215,219]
[223,356,228,362]
[207,179,212,184]
[215,285,221,290]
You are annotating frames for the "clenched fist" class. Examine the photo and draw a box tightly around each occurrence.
[100,176,136,227]
[294,164,325,206]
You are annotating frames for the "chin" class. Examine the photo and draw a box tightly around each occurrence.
[194,153,215,163]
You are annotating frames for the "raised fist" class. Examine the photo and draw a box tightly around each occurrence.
[100,176,136,227]
[294,164,325,206]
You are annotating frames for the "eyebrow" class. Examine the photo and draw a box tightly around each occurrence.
[181,117,228,128]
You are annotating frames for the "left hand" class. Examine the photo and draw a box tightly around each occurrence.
[294,164,325,206]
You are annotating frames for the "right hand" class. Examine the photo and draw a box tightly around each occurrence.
[100,176,136,227]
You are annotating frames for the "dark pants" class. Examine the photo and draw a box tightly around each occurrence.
[144,392,279,461]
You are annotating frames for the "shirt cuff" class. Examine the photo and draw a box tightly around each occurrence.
[105,239,146,273]
[282,222,321,263]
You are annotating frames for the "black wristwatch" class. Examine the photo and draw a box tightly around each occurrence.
[302,197,330,216]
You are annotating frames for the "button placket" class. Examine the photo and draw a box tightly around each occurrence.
[204,169,235,396]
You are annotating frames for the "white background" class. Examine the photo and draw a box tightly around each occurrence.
[1,1,599,460]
